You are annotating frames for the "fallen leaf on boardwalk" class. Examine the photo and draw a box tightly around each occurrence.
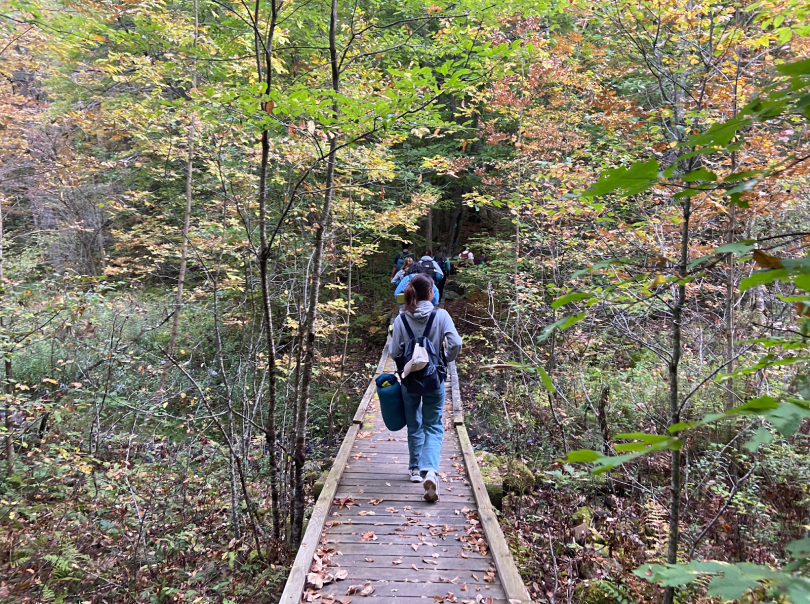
[411,544,419,552]
[392,558,402,565]
[361,531,376,541]
[461,583,467,591]
[364,558,373,562]
[434,597,445,603]
[412,564,420,570]
[483,576,494,583]
[337,599,352,604]
[360,583,375,596]
[386,482,391,486]
[358,511,375,516]
[335,569,348,581]
[358,431,372,438]
[423,558,438,565]
[487,567,495,573]
[454,510,460,515]
[472,573,479,581]
[369,499,383,505]
[461,507,470,513]
[460,551,468,559]
[445,593,459,603]
[449,576,460,584]
[306,573,324,590]
[322,595,336,604]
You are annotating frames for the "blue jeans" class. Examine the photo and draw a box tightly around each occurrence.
[402,382,445,474]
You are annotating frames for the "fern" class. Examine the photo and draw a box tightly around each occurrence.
[602,582,632,604]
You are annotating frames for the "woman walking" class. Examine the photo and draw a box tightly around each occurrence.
[391,256,414,286]
[433,246,451,302]
[390,274,462,502]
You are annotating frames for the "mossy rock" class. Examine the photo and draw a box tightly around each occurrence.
[573,505,593,525]
[478,451,504,510]
[504,459,534,494]
[573,580,616,604]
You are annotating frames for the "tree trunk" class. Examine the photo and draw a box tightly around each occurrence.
[663,193,691,604]
[290,0,340,549]
[256,0,282,543]
[426,207,433,252]
[0,196,13,477]
[156,6,198,398]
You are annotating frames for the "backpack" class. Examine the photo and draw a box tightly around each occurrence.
[419,259,442,282]
[435,256,450,275]
[393,310,447,394]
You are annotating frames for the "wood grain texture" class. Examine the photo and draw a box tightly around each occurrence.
[457,424,531,604]
[277,423,359,604]
[352,380,378,425]
[449,361,464,426]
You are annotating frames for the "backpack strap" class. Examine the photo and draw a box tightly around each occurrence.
[422,309,438,339]
[399,314,416,340]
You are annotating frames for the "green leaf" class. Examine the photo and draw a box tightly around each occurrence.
[551,292,592,309]
[740,268,788,292]
[776,58,810,76]
[536,366,556,393]
[563,449,601,463]
[682,167,717,182]
[584,159,659,197]
[687,117,752,148]
[743,427,773,453]
[713,241,755,256]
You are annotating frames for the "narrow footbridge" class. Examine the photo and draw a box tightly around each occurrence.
[279,339,531,604]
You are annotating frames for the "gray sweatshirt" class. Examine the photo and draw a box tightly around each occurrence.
[390,300,462,364]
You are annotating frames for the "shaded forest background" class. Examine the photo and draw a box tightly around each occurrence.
[1,0,810,602]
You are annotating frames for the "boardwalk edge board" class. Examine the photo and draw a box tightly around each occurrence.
[457,424,532,604]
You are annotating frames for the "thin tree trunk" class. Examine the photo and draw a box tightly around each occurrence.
[426,207,433,252]
[255,0,282,543]
[663,193,691,604]
[0,196,12,477]
[157,5,198,398]
[290,0,340,548]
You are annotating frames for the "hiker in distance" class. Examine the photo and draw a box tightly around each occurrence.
[391,242,415,279]
[393,259,440,306]
[390,274,462,502]
[391,256,414,286]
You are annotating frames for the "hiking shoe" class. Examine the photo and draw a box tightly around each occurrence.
[423,470,438,502]
[409,469,423,483]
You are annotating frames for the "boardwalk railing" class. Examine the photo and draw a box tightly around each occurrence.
[279,337,531,604]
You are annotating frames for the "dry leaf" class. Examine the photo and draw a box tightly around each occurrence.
[335,569,348,581]
[306,573,324,590]
[753,249,783,269]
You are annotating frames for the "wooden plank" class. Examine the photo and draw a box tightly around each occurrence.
[331,554,494,569]
[352,380,378,425]
[316,580,506,599]
[456,425,531,604]
[278,423,360,604]
[375,335,392,375]
[449,361,464,426]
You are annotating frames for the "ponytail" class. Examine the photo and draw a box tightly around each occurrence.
[403,273,433,313]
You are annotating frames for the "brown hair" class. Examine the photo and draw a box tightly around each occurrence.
[401,257,413,272]
[404,273,434,313]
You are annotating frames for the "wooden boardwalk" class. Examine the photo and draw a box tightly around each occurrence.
[280,340,530,604]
